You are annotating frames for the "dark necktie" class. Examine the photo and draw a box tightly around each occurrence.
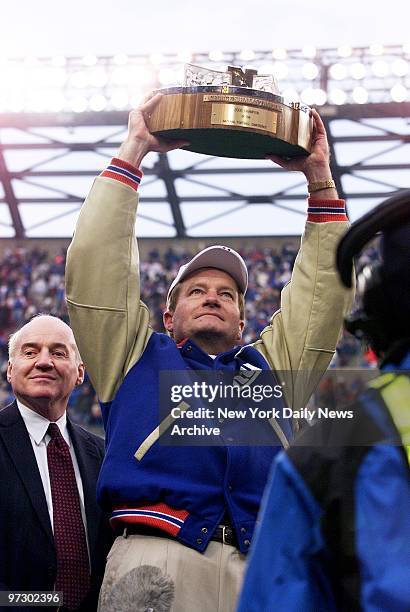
[47,423,90,610]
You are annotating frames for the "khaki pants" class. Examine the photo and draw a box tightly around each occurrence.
[99,533,246,612]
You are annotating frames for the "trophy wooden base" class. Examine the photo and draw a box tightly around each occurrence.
[147,86,312,159]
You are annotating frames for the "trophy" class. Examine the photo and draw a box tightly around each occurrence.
[147,64,312,159]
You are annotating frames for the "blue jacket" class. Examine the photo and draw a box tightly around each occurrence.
[98,332,291,553]
[238,351,410,611]
[66,166,353,553]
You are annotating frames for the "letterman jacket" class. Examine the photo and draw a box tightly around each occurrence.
[66,158,353,554]
[238,351,410,611]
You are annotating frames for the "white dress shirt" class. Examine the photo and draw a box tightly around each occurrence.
[16,400,89,549]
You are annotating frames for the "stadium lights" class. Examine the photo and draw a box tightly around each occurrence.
[69,96,88,113]
[302,45,316,59]
[5,94,25,112]
[0,44,409,113]
[158,67,180,86]
[113,54,129,65]
[350,62,367,80]
[130,93,143,107]
[88,67,109,88]
[70,70,88,88]
[23,56,40,67]
[337,45,352,58]
[272,61,288,80]
[390,84,407,102]
[82,54,98,66]
[371,60,389,78]
[329,63,347,80]
[45,92,66,112]
[110,90,129,109]
[281,88,299,102]
[239,49,256,61]
[27,92,48,112]
[391,59,408,76]
[111,66,132,85]
[51,55,67,67]
[301,87,327,105]
[352,86,369,104]
[301,62,319,80]
[149,53,165,65]
[44,67,66,88]
[272,48,287,60]
[328,88,347,105]
[208,50,224,62]
[89,94,108,112]
[177,50,193,63]
[369,43,384,56]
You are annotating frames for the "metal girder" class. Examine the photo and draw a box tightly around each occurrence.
[0,143,25,237]
[0,102,408,129]
[0,102,409,238]
[322,116,345,201]
[156,153,186,237]
[320,102,410,120]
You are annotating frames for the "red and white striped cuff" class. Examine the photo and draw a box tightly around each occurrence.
[307,198,347,222]
[100,157,143,191]
[110,502,189,537]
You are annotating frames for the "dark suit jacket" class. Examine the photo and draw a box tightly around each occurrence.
[0,402,113,611]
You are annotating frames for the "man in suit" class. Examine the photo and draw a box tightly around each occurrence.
[0,314,112,611]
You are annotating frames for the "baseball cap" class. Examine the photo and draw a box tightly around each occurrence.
[167,245,248,306]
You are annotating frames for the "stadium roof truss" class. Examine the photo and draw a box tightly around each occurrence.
[0,47,409,238]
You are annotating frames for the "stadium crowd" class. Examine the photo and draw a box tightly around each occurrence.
[0,242,379,431]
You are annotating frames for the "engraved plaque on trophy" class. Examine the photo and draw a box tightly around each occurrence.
[147,64,313,159]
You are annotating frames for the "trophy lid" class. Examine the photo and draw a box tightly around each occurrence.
[183,63,280,94]
[155,63,310,112]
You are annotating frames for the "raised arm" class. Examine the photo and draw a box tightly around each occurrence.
[254,110,354,408]
[66,95,187,403]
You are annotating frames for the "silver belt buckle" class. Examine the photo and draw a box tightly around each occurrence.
[222,525,228,545]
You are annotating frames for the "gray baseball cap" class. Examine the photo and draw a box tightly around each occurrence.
[167,245,248,305]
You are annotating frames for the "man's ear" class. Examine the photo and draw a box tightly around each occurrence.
[6,361,12,384]
[76,363,85,386]
[237,319,245,341]
[163,310,174,333]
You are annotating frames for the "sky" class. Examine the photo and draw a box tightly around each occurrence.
[0,0,409,58]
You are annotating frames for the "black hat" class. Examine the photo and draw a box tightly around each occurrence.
[337,189,410,289]
[336,189,410,360]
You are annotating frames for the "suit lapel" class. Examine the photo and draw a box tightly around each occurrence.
[0,402,54,544]
[68,421,102,569]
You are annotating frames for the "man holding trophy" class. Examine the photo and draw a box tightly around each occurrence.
[66,65,353,611]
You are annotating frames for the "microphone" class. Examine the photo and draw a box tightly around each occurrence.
[100,565,175,612]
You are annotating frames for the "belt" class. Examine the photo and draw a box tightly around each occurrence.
[114,523,239,548]
[212,525,239,547]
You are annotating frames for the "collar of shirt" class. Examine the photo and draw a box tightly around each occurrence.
[16,400,71,448]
